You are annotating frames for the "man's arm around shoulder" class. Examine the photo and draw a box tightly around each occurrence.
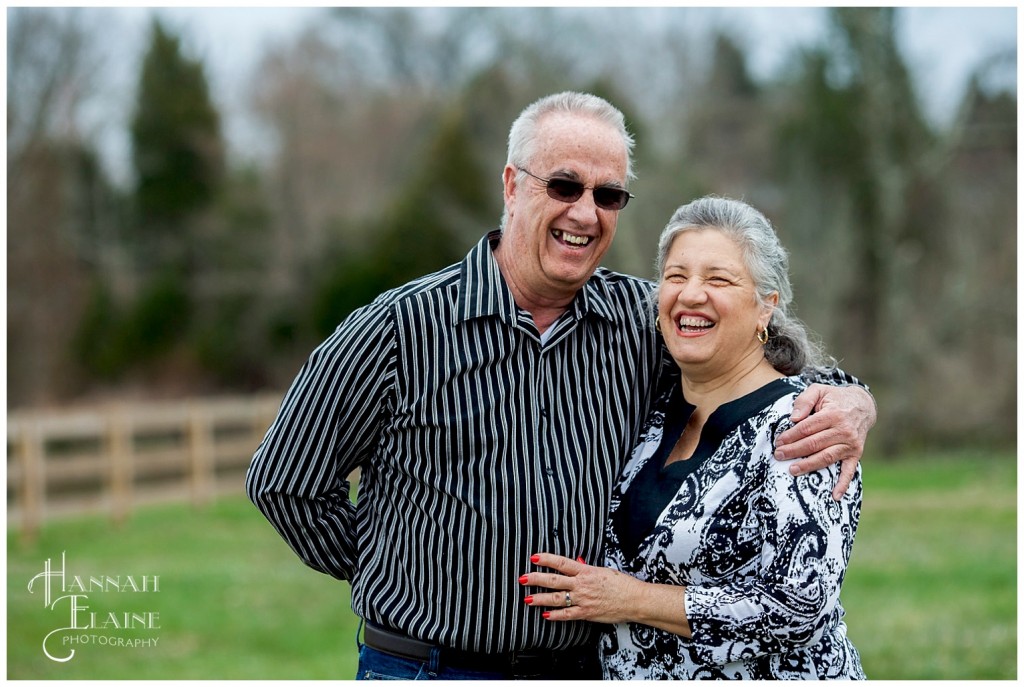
[776,367,877,501]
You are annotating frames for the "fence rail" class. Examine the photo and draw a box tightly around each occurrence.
[7,394,283,539]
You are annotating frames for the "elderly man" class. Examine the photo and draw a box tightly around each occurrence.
[246,92,875,680]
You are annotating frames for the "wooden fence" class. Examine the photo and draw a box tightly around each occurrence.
[7,394,283,540]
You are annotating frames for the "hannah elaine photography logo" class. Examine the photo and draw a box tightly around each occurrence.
[27,552,162,663]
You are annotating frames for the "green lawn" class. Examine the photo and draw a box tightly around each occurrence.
[841,449,1017,679]
[7,449,1016,679]
[8,497,358,679]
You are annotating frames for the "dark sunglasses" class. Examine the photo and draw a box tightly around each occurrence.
[519,168,634,211]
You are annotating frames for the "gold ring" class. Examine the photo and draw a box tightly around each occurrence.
[565,592,572,608]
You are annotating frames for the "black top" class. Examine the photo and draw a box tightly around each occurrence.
[611,378,793,560]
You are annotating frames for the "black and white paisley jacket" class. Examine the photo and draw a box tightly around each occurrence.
[602,376,865,680]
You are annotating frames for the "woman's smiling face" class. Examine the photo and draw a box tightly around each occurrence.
[658,228,775,378]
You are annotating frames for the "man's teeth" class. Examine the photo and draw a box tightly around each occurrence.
[678,317,714,330]
[553,229,591,246]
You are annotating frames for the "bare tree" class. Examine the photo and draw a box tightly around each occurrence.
[7,8,114,407]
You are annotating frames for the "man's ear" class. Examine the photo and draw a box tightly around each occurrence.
[502,165,518,209]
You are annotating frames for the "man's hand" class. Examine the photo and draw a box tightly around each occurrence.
[775,384,877,500]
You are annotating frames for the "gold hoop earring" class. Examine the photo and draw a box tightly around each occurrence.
[655,317,662,333]
[757,327,769,345]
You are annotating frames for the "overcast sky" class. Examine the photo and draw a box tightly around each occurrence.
[94,5,1017,180]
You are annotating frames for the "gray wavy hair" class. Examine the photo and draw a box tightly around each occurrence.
[655,196,831,375]
[500,92,636,230]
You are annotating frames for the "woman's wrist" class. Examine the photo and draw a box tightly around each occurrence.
[628,581,692,637]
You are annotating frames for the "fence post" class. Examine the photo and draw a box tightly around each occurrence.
[109,406,133,525]
[189,404,213,507]
[255,398,275,446]
[19,419,45,542]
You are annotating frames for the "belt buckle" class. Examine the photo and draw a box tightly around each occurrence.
[509,650,543,678]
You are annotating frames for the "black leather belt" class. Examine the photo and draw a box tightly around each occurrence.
[363,621,593,677]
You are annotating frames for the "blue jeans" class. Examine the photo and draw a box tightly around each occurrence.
[355,644,602,680]
[356,645,509,680]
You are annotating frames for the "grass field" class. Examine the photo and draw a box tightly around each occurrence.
[7,449,1016,679]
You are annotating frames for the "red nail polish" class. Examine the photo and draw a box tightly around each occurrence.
[524,595,533,604]
[576,557,586,564]
[542,611,551,619]
[531,554,540,563]
[518,575,528,585]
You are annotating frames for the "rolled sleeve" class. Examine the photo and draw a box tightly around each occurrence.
[684,446,860,664]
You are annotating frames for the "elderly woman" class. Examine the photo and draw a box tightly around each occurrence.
[522,196,865,679]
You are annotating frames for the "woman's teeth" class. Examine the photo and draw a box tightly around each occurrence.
[678,317,714,331]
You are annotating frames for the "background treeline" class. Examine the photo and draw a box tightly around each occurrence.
[7,7,1016,453]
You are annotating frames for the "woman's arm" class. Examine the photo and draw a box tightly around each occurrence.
[519,553,691,637]
[681,457,860,662]
[523,450,861,659]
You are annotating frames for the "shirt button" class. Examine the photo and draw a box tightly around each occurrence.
[540,407,548,418]
[544,467,555,477]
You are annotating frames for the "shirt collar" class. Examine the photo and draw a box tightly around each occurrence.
[455,230,618,326]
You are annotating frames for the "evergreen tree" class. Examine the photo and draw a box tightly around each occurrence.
[130,18,225,268]
[310,102,498,337]
[780,9,933,352]
[374,103,495,286]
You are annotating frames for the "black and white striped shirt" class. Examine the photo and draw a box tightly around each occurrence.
[247,230,664,653]
[246,230,859,654]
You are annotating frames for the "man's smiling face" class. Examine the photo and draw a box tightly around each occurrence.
[500,112,629,303]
